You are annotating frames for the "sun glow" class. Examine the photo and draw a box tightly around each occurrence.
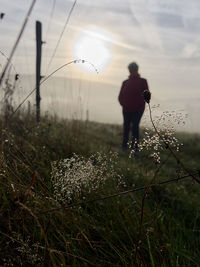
[73,26,113,73]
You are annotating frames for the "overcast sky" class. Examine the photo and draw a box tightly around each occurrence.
[0,0,200,131]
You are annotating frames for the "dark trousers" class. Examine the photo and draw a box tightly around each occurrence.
[122,110,144,151]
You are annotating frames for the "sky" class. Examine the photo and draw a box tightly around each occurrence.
[0,0,200,132]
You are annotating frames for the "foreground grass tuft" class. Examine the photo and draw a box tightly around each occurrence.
[0,114,200,266]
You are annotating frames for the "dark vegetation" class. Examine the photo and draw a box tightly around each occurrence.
[0,112,200,266]
[1,1,199,265]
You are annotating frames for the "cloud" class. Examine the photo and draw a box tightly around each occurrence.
[152,12,183,28]
[181,43,200,58]
[1,1,200,85]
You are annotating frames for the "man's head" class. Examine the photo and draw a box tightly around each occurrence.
[128,62,139,74]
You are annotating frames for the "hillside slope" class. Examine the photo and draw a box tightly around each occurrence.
[0,114,200,266]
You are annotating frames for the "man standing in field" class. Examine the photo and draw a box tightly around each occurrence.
[118,62,151,155]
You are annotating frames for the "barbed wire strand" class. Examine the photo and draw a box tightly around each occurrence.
[43,0,56,68]
[45,0,77,74]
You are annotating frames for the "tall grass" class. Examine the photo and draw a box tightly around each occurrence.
[0,109,200,266]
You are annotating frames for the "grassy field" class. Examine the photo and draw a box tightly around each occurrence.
[0,113,200,266]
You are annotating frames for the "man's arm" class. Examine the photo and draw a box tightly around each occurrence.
[118,81,126,106]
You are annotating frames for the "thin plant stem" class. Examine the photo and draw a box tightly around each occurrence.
[148,103,200,184]
[46,0,77,72]
[37,171,199,215]
[8,59,98,120]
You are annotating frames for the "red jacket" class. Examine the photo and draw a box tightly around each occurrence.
[118,73,149,112]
